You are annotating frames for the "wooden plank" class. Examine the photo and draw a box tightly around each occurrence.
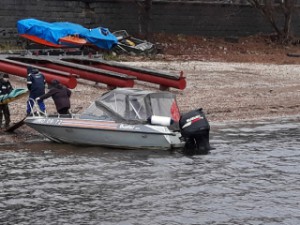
[5,116,26,132]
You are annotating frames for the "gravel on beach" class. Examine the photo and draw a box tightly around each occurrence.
[1,60,300,139]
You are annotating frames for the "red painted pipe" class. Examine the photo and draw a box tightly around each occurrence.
[63,58,186,90]
[94,64,186,90]
[39,63,134,88]
[0,59,77,89]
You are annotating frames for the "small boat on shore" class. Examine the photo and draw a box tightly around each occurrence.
[17,18,118,50]
[24,88,211,154]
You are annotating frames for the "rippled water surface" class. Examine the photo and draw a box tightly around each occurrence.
[1,117,300,225]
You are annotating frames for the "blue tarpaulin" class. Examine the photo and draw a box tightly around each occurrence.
[17,18,118,50]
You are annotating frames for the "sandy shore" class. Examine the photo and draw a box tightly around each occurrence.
[124,61,300,121]
[1,60,300,139]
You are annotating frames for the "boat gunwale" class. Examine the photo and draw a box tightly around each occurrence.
[24,117,178,136]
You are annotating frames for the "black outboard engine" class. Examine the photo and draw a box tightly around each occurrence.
[179,108,211,155]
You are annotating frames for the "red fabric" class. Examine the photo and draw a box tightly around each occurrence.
[171,100,180,122]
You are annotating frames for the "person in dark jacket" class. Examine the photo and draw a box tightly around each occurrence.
[0,73,13,128]
[26,67,46,115]
[36,79,72,114]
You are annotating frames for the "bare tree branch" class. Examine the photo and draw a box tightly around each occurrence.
[247,0,296,42]
[135,0,153,38]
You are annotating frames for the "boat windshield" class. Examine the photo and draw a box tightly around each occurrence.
[79,103,112,120]
[126,94,180,121]
[100,92,128,118]
[128,96,147,120]
[82,89,181,122]
[99,92,148,120]
[150,95,180,122]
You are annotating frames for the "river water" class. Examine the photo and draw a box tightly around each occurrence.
[0,117,299,225]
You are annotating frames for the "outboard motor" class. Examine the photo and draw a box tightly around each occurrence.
[179,108,211,155]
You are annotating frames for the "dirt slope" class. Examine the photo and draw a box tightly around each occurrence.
[131,33,300,64]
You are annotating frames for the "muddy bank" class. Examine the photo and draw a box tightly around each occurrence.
[1,60,300,141]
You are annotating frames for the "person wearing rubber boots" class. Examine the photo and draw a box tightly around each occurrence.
[26,67,46,115]
[0,73,13,128]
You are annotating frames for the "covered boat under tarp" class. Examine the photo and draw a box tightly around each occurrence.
[17,18,118,50]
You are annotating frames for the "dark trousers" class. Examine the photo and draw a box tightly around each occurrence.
[27,98,46,115]
[0,104,10,127]
[58,107,70,114]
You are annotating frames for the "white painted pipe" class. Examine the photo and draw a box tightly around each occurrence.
[150,115,173,126]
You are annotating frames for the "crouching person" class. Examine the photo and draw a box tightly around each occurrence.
[36,79,72,114]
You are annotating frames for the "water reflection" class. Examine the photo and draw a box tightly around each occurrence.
[1,117,300,225]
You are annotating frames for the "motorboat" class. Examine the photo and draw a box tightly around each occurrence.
[24,88,211,153]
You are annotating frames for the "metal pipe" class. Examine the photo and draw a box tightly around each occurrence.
[0,58,77,89]
[63,58,186,90]
[94,64,186,90]
[42,63,135,88]
[7,56,135,88]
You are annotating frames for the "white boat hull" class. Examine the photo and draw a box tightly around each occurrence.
[25,116,184,150]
